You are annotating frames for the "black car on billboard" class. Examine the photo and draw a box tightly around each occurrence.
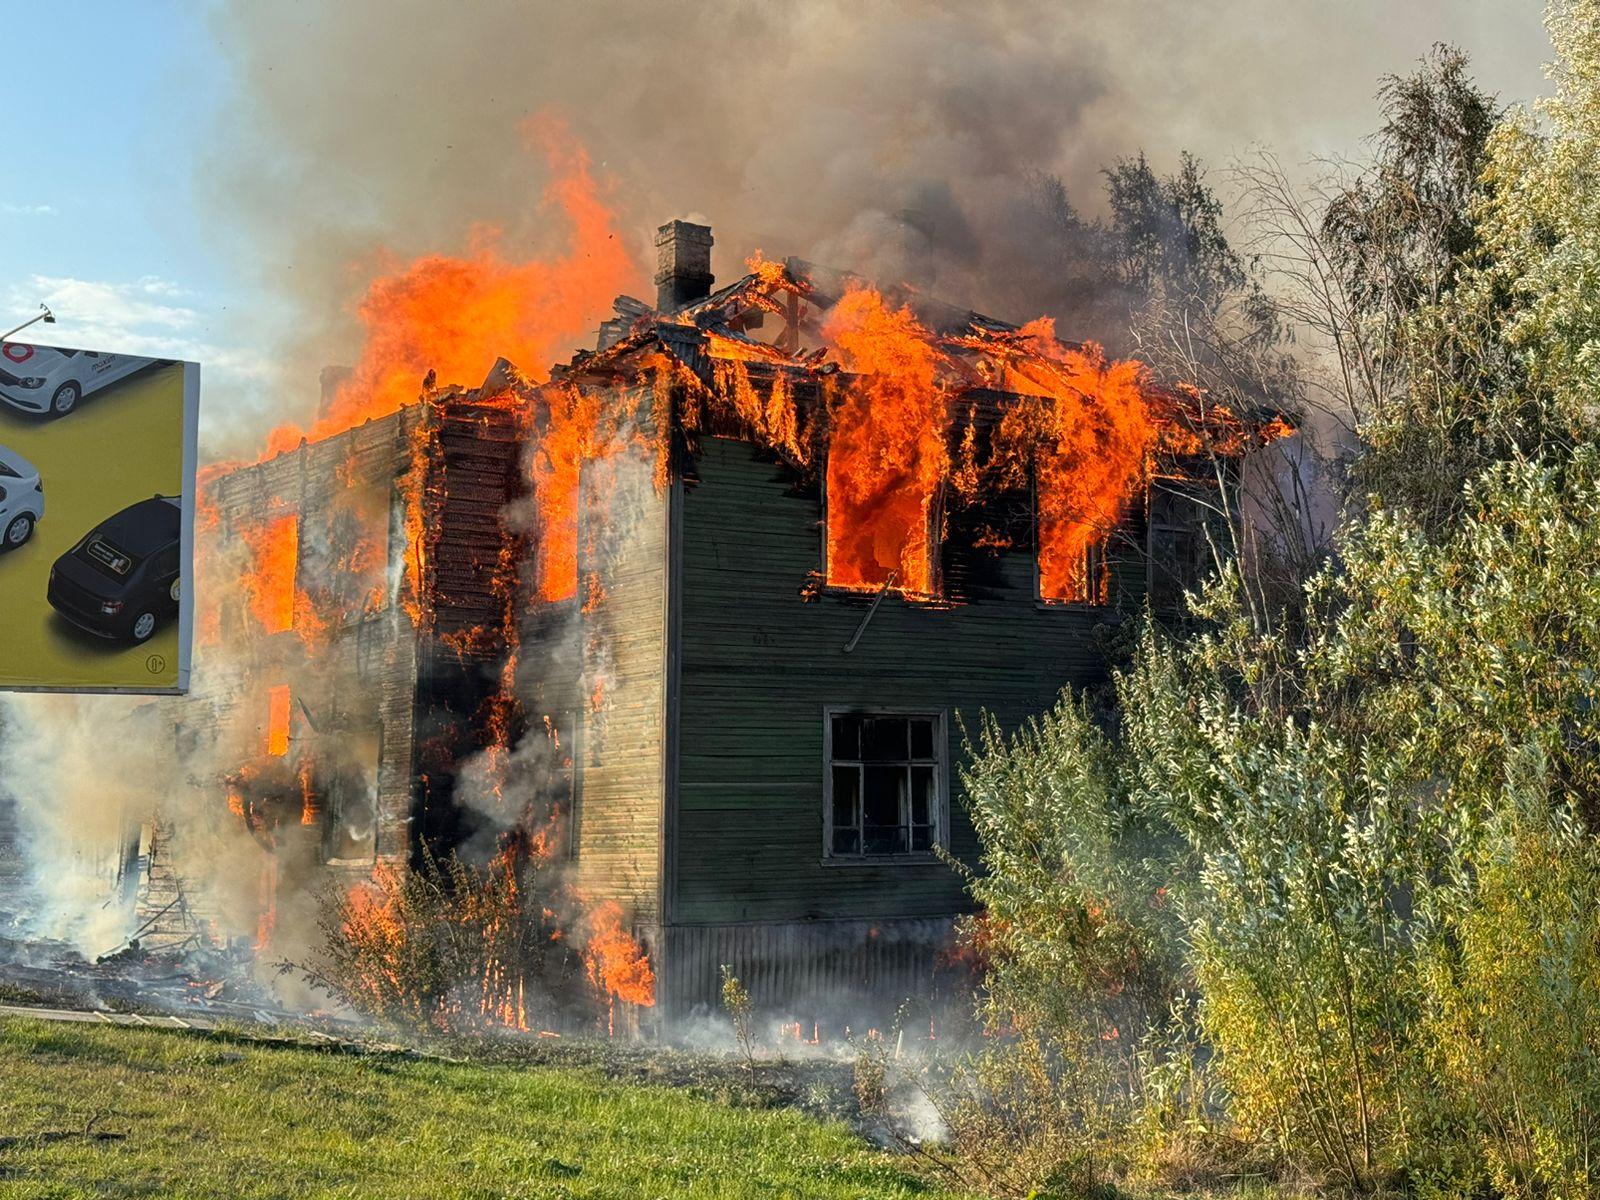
[48,495,182,643]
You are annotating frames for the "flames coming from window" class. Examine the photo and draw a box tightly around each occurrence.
[265,684,292,758]
[990,320,1160,604]
[240,514,299,634]
[822,287,951,596]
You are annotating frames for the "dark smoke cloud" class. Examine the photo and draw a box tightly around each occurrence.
[202,0,1546,447]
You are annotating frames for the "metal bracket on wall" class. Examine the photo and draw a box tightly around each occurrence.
[843,571,897,654]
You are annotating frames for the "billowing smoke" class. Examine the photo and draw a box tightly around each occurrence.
[0,642,324,966]
[0,696,154,955]
[198,0,1545,453]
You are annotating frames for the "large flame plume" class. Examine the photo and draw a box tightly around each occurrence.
[262,117,632,459]
[821,287,952,596]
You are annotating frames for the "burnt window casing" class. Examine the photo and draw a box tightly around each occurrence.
[824,709,946,859]
[1029,468,1118,608]
[325,727,381,866]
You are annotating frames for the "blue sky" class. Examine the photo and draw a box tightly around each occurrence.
[0,3,266,390]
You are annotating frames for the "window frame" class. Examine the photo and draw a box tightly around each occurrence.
[821,705,950,865]
[325,723,383,867]
[1145,474,1217,613]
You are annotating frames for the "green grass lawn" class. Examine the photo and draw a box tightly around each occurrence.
[0,1017,971,1200]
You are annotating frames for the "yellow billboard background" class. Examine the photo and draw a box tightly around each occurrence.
[0,356,195,692]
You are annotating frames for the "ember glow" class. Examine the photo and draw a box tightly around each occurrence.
[821,287,950,595]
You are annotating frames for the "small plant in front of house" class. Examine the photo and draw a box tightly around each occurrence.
[720,965,756,1065]
[853,1049,888,1117]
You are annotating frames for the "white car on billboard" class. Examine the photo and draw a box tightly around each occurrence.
[0,444,43,549]
[0,344,155,417]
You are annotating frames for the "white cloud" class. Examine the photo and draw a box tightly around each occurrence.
[4,274,274,390]
[1,203,54,216]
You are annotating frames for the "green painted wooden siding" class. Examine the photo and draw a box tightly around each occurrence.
[672,437,1135,926]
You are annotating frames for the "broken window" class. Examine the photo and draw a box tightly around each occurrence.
[240,512,298,634]
[824,711,944,858]
[1035,516,1112,605]
[299,482,390,625]
[822,462,944,597]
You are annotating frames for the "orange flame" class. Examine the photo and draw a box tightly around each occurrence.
[997,321,1159,603]
[240,514,298,634]
[583,900,655,1008]
[821,287,949,595]
[265,684,292,757]
[263,115,634,460]
[527,383,604,602]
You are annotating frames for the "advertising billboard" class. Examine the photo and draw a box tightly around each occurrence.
[0,343,199,693]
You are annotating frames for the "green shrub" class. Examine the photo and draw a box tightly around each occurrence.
[1419,747,1600,1200]
[720,965,757,1064]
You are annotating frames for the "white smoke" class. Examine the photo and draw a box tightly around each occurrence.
[0,695,153,955]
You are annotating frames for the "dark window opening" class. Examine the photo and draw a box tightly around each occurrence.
[325,728,381,865]
[826,712,943,858]
[1148,480,1215,612]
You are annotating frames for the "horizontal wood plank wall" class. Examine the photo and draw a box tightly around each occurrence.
[134,408,427,947]
[673,437,1129,936]
[574,450,667,922]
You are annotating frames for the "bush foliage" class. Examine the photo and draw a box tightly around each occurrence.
[952,5,1600,1196]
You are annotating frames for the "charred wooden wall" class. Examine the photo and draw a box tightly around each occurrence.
[408,398,529,861]
[205,410,427,869]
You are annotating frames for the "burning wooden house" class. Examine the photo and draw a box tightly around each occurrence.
[162,219,1285,1032]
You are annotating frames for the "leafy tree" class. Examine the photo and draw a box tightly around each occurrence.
[958,7,1600,1194]
[1322,44,1500,323]
[1105,151,1246,317]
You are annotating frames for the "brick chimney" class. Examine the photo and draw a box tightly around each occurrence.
[654,220,714,312]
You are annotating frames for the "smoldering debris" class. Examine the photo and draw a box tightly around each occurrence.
[0,930,322,1027]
